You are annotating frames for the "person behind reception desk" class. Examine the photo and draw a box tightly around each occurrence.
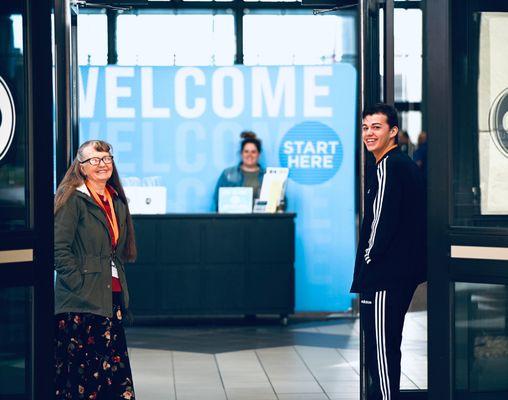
[214,131,265,210]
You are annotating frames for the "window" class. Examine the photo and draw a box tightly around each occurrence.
[455,282,508,395]
[394,8,422,103]
[0,13,27,230]
[117,13,235,66]
[243,12,356,66]
[400,110,422,145]
[453,11,508,226]
[10,15,23,50]
[77,13,108,65]
[0,287,31,397]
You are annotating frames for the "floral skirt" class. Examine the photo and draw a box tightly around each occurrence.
[54,293,135,400]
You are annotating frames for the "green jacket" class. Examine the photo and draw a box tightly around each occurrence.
[54,184,131,317]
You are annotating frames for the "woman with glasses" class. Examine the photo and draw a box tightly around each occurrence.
[53,140,137,400]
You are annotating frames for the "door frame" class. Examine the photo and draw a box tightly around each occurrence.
[359,0,427,399]
[425,1,508,399]
[0,0,54,399]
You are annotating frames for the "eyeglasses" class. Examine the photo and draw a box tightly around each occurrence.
[80,155,114,166]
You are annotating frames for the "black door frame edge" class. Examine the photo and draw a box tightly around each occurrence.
[25,0,54,399]
[359,1,429,399]
[425,0,454,398]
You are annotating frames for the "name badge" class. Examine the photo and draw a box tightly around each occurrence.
[111,259,119,279]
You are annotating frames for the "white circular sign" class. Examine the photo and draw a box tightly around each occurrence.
[489,87,508,158]
[0,76,16,161]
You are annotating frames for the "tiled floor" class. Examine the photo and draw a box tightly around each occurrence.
[126,312,427,400]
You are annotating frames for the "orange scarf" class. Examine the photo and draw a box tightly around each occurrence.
[85,182,120,247]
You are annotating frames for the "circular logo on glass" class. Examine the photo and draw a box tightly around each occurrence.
[489,88,508,159]
[279,121,343,185]
[0,76,16,161]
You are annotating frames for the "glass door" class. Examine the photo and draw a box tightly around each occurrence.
[450,2,508,399]
[359,1,427,398]
[0,1,54,399]
[426,1,508,399]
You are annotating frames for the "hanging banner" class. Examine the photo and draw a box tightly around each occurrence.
[478,13,508,215]
[79,64,357,312]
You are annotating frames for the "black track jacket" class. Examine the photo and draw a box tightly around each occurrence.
[351,147,426,293]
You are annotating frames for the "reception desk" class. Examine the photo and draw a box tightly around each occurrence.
[127,213,296,322]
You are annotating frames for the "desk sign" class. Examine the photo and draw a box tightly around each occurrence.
[218,187,253,213]
[253,199,268,213]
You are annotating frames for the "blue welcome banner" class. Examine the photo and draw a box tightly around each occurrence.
[79,65,357,312]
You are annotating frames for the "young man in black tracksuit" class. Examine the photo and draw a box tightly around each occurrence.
[351,104,426,400]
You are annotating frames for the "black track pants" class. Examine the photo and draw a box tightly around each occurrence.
[360,287,416,400]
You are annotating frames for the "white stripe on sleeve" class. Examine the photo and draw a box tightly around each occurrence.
[365,158,388,264]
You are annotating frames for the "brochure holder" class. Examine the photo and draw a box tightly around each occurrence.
[259,167,289,213]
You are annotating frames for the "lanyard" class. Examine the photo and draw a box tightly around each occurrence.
[85,182,120,247]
